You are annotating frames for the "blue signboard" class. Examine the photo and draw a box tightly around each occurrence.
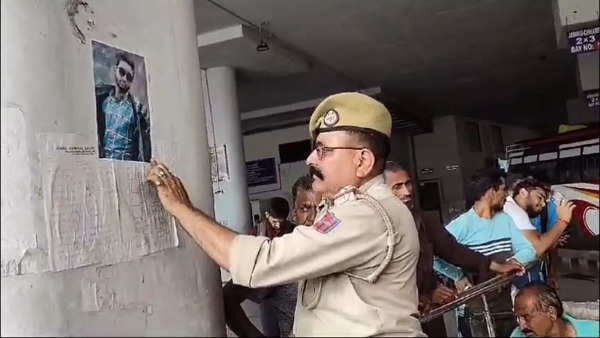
[246,158,278,187]
[567,26,600,54]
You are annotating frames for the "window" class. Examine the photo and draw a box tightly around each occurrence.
[278,139,312,163]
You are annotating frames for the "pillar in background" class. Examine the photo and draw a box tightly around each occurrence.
[204,66,251,234]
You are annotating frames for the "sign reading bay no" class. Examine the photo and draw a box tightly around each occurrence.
[567,26,600,54]
[584,90,599,108]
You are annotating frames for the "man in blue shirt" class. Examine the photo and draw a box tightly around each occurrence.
[512,281,599,337]
[435,168,536,337]
[95,52,151,162]
[385,162,524,337]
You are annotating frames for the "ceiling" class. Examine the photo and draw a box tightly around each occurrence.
[193,0,579,131]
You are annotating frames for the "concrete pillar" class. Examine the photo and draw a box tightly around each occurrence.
[1,0,224,336]
[204,66,251,234]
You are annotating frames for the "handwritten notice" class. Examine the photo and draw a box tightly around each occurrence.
[40,134,178,271]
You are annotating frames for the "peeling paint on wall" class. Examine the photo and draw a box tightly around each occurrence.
[0,237,50,276]
[65,0,95,44]
[0,107,46,277]
[80,265,155,327]
[18,247,50,275]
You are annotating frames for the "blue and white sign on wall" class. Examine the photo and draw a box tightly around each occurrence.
[246,157,281,193]
[567,26,600,54]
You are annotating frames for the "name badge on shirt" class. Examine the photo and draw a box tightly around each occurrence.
[314,212,340,234]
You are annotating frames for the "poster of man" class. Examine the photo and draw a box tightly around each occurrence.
[92,40,151,162]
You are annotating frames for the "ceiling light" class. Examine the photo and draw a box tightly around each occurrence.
[256,40,269,52]
[256,21,270,52]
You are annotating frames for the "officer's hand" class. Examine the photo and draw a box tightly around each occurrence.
[430,283,456,305]
[146,159,193,216]
[556,199,576,224]
[454,277,472,293]
[489,259,525,275]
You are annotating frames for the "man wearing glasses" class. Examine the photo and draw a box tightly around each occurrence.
[95,52,151,162]
[504,178,574,299]
[504,178,573,261]
[147,92,425,336]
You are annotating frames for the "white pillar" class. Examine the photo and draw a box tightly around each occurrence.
[204,67,251,234]
[1,0,224,336]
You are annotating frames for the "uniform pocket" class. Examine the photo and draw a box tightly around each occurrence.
[299,278,323,309]
[312,274,383,335]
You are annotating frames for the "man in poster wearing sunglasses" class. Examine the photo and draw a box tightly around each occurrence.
[95,52,151,162]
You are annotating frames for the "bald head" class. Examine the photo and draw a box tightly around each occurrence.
[513,282,564,337]
[515,282,563,317]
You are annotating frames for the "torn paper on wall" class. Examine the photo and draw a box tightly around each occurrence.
[210,144,230,183]
[81,274,154,314]
[39,133,178,272]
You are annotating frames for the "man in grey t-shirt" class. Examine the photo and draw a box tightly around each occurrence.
[222,176,320,337]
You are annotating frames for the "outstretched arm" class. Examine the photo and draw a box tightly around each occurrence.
[428,220,491,274]
[147,160,391,288]
[434,219,524,278]
[147,160,236,269]
[520,200,574,256]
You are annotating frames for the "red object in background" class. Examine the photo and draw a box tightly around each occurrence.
[571,200,599,237]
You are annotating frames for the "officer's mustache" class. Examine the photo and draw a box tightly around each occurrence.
[309,166,324,180]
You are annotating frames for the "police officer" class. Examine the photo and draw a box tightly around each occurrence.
[147,92,425,336]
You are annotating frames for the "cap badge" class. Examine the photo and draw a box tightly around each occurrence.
[323,109,339,127]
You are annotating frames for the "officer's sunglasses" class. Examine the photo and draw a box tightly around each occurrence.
[118,67,134,82]
[311,144,365,160]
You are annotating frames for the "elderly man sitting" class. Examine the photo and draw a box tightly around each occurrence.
[512,282,599,337]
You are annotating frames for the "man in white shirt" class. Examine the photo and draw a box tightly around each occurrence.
[503,178,574,257]
[503,177,575,298]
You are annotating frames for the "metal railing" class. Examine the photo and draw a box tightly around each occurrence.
[420,264,537,337]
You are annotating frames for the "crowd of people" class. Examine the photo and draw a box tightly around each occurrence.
[146,92,598,337]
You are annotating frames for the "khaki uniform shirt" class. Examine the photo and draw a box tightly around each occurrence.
[229,175,424,336]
